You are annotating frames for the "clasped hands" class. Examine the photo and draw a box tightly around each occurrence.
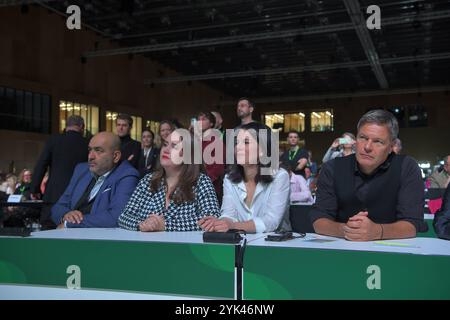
[139,214,165,232]
[343,211,382,241]
[198,216,234,232]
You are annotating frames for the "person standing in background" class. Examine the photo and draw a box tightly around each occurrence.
[428,155,450,189]
[159,120,176,143]
[138,128,160,178]
[279,130,309,178]
[307,150,318,176]
[322,132,356,163]
[197,111,225,202]
[116,113,141,170]
[31,115,88,230]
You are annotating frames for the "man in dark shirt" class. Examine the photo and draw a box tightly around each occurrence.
[116,113,141,169]
[236,97,255,126]
[280,130,309,178]
[310,109,426,241]
[30,115,88,229]
[433,184,450,240]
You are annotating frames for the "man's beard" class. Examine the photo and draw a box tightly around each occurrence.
[238,111,250,119]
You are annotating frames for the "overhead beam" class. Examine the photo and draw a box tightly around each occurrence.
[220,85,450,105]
[342,0,388,89]
[83,9,450,58]
[111,9,347,40]
[83,23,353,58]
[144,52,450,84]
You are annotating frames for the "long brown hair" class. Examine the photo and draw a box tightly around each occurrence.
[150,131,205,204]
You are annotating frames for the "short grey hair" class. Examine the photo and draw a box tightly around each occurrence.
[357,109,399,141]
[66,115,85,128]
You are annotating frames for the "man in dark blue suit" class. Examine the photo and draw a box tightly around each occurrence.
[51,132,139,228]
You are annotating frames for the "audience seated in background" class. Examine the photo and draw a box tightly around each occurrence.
[15,169,33,199]
[433,184,450,240]
[310,109,427,241]
[1,174,19,227]
[428,155,450,189]
[5,169,40,227]
[322,132,356,163]
[199,122,290,233]
[51,132,139,228]
[118,131,220,232]
[1,174,17,195]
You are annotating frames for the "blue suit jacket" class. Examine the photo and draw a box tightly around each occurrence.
[51,161,139,228]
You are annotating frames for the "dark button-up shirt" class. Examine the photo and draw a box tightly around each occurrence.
[310,154,426,231]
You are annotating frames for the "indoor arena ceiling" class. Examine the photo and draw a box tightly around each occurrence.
[12,0,450,98]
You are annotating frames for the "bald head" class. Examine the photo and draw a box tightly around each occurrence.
[91,132,120,151]
[88,132,122,176]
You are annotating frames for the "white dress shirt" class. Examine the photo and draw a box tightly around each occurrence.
[220,169,290,233]
[89,170,111,202]
[143,147,153,167]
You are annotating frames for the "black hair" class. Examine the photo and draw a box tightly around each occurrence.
[227,122,274,184]
[197,111,216,128]
[142,127,155,139]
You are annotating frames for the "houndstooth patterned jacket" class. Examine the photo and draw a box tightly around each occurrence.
[118,172,220,231]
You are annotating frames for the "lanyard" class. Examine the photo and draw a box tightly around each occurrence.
[288,147,299,161]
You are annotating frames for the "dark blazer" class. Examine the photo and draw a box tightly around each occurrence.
[119,135,141,169]
[51,161,139,228]
[138,147,160,177]
[31,130,88,204]
[433,185,450,240]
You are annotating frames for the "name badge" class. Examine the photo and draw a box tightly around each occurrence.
[7,194,23,203]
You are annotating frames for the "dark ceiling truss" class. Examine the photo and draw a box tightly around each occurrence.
[10,0,449,97]
[144,52,450,83]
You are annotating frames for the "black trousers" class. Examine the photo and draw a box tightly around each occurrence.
[40,205,56,230]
